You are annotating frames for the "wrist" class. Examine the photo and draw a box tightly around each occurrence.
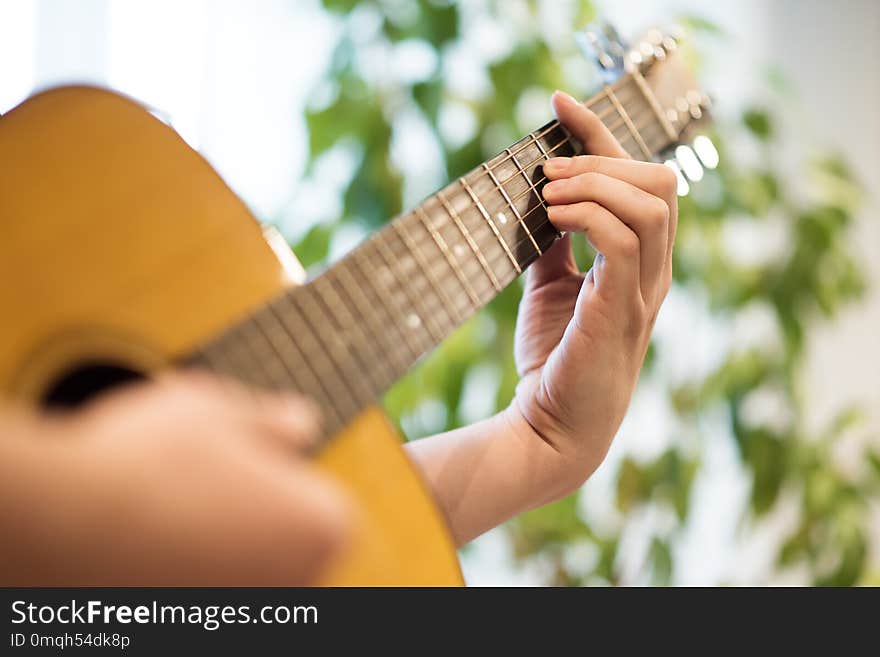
[503,398,602,498]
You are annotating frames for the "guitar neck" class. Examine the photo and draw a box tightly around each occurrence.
[190,71,679,440]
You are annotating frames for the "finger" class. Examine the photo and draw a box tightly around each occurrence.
[551,90,630,159]
[157,372,322,452]
[543,155,678,200]
[527,233,579,289]
[190,373,321,452]
[545,154,679,285]
[544,172,668,301]
[246,392,322,452]
[547,202,640,301]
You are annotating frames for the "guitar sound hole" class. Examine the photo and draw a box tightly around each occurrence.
[42,362,145,409]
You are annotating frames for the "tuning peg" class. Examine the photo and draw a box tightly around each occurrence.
[663,159,690,196]
[644,28,668,60]
[603,22,628,58]
[675,144,704,182]
[577,21,627,84]
[692,135,719,169]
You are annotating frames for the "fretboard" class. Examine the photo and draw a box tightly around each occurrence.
[188,71,679,440]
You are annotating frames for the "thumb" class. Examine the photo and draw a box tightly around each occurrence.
[551,90,630,159]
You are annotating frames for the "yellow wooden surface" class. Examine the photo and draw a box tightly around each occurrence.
[0,86,463,586]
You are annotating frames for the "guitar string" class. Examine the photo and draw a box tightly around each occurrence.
[409,101,662,286]
[403,107,667,290]
[201,80,670,410]
[350,113,662,353]
[460,74,641,188]
[463,84,661,216]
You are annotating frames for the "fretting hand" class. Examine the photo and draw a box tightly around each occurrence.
[510,90,678,485]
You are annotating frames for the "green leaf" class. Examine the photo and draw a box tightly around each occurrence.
[742,108,773,141]
[649,537,674,586]
[291,222,335,269]
[678,14,728,37]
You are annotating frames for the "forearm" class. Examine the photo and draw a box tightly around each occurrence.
[404,402,592,546]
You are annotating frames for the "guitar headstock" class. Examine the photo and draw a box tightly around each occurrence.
[578,22,718,194]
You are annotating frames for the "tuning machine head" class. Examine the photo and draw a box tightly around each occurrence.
[626,26,683,73]
[577,21,628,84]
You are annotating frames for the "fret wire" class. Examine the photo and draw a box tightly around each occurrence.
[187,75,673,431]
[226,323,276,389]
[459,177,521,274]
[234,321,291,389]
[584,75,633,110]
[605,101,654,136]
[331,258,412,377]
[270,296,360,417]
[416,205,481,307]
[373,229,445,343]
[605,87,652,159]
[630,67,679,142]
[506,145,548,213]
[349,246,422,368]
[393,214,508,307]
[289,286,374,408]
[248,312,310,390]
[198,312,300,395]
[506,144,551,226]
[194,339,240,380]
[458,133,603,262]
[362,238,432,357]
[433,134,573,269]
[496,106,664,218]
[643,125,672,160]
[529,133,562,238]
[610,111,666,156]
[312,274,395,391]
[532,131,550,160]
[210,334,273,391]
[464,90,619,197]
[464,125,655,263]
[481,162,541,256]
[393,218,464,325]
[437,190,502,293]
[264,301,348,427]
[463,85,623,194]
[256,321,310,390]
[246,312,307,390]
[493,135,569,220]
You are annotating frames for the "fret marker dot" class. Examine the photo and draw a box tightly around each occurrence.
[497,212,508,225]
[454,244,467,258]
[406,313,421,329]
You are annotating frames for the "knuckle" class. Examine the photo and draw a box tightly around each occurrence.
[656,164,679,198]
[579,171,602,187]
[649,197,670,226]
[574,154,601,173]
[623,303,648,339]
[617,232,640,257]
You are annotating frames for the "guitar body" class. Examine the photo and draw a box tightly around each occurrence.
[0,86,463,585]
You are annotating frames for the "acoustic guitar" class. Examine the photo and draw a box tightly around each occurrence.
[0,25,711,585]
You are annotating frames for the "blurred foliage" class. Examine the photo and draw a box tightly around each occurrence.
[294,0,878,585]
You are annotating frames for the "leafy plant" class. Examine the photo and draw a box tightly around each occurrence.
[292,0,878,585]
